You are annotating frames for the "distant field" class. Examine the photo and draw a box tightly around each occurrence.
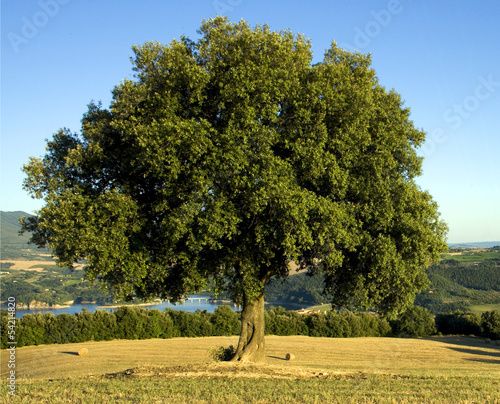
[470,303,500,313]
[1,336,499,403]
[0,259,85,272]
[441,251,500,262]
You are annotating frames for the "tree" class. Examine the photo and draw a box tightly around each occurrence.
[21,17,447,362]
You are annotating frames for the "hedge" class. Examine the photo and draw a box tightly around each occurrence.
[2,306,499,349]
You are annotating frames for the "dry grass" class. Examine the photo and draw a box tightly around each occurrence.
[1,336,499,403]
[2,335,499,381]
[0,259,85,271]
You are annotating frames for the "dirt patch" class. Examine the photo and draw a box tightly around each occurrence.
[105,362,357,381]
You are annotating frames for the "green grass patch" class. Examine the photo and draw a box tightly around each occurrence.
[469,303,500,313]
[2,372,499,403]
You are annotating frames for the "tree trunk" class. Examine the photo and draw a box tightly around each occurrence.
[231,293,266,363]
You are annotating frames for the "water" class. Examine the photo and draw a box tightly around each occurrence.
[8,296,240,318]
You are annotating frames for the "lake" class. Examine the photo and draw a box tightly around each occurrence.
[8,296,240,318]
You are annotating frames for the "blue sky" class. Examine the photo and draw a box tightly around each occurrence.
[1,0,499,244]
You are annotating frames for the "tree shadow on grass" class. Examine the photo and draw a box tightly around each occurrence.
[465,357,500,365]
[446,347,500,365]
[424,336,500,365]
[424,336,499,350]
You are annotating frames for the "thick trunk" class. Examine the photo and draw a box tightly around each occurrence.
[231,293,266,363]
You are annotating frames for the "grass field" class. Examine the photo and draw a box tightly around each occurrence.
[470,303,500,313]
[1,336,499,403]
[440,251,500,262]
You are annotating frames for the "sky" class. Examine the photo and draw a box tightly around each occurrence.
[1,0,499,244]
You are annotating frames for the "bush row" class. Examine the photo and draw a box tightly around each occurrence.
[435,310,500,339]
[265,307,392,338]
[1,306,499,349]
[1,306,390,348]
[0,305,241,349]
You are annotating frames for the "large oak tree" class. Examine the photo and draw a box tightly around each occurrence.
[22,17,447,362]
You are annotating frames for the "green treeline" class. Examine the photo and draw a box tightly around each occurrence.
[0,306,388,349]
[264,273,330,306]
[414,259,500,314]
[429,259,500,291]
[2,306,499,349]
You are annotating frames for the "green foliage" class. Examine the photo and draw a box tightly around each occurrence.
[265,272,328,306]
[1,279,44,306]
[2,306,395,349]
[265,306,309,336]
[415,259,500,314]
[208,345,236,362]
[435,311,482,336]
[264,307,391,338]
[429,260,500,291]
[390,306,437,337]
[0,310,10,348]
[21,17,447,319]
[211,305,241,336]
[481,310,500,339]
[6,306,496,349]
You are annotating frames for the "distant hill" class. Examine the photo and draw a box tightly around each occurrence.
[1,211,32,244]
[0,211,46,259]
[448,242,500,249]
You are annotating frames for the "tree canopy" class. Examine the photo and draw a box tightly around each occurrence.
[22,17,448,361]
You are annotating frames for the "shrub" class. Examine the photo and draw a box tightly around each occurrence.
[435,311,481,336]
[115,306,145,339]
[211,306,239,336]
[75,309,95,342]
[209,345,236,362]
[306,313,329,337]
[265,307,308,336]
[90,309,117,341]
[16,313,50,346]
[166,309,205,337]
[481,311,500,339]
[391,306,436,337]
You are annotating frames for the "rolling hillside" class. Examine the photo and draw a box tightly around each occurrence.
[0,211,42,260]
[1,211,32,244]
